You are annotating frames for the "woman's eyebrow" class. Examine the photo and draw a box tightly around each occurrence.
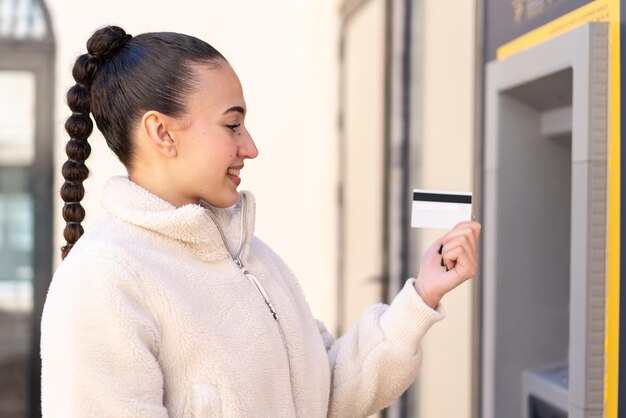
[222,106,246,115]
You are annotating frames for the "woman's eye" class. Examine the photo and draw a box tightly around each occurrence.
[226,123,241,132]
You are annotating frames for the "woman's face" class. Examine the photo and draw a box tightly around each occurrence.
[169,62,258,208]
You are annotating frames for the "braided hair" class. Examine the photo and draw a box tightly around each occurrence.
[61,25,225,259]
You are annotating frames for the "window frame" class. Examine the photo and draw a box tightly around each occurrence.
[0,1,55,412]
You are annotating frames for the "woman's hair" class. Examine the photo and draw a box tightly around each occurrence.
[61,25,225,259]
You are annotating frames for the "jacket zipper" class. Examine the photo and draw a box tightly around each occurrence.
[205,195,297,412]
[205,195,278,320]
[235,258,278,319]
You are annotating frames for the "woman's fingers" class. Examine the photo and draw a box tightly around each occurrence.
[415,221,482,308]
[437,221,480,270]
[443,232,477,256]
[442,245,478,282]
[441,234,477,270]
[441,221,481,246]
[461,220,481,239]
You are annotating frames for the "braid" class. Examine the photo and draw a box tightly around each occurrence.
[60,26,132,259]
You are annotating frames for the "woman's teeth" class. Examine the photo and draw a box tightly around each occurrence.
[227,168,240,176]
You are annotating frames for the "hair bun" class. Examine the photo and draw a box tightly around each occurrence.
[86,25,132,60]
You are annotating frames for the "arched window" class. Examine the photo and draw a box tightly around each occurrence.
[0,0,54,416]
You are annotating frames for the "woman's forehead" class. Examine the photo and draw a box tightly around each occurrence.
[190,63,245,113]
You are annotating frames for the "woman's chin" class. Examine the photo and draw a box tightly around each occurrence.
[204,191,239,208]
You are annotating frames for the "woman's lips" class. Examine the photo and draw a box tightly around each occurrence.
[226,173,241,186]
[226,167,242,186]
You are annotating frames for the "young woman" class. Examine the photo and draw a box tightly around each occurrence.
[40,25,481,417]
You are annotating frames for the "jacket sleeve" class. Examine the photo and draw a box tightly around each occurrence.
[40,253,169,418]
[321,279,444,418]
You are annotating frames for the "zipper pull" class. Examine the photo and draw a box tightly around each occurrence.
[235,257,253,276]
[265,300,278,320]
[238,260,279,321]
[234,257,244,269]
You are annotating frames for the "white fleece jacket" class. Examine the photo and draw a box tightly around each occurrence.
[40,176,444,418]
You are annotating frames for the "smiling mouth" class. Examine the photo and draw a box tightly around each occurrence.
[226,168,241,176]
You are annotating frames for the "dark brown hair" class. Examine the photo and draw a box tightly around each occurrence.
[61,25,225,259]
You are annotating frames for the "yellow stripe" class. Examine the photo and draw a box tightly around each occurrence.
[497,0,610,60]
[606,0,621,416]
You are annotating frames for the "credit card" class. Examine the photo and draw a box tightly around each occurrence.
[411,189,472,229]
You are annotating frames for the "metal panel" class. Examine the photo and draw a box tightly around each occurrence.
[482,22,608,418]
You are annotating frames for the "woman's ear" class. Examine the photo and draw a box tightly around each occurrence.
[141,111,178,158]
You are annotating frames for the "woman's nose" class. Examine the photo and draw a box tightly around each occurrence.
[239,128,259,159]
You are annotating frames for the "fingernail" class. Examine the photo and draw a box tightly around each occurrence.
[440,258,445,267]
[438,244,443,254]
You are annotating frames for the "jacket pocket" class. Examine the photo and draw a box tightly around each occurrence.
[188,383,222,417]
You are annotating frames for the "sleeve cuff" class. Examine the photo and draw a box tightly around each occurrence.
[379,278,445,354]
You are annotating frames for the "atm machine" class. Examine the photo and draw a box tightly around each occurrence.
[481,22,609,418]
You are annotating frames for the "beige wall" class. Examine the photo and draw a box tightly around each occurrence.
[340,0,386,331]
[415,1,477,418]
[48,0,340,331]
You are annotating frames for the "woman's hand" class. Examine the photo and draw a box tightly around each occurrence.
[414,221,482,309]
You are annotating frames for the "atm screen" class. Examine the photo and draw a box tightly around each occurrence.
[528,395,567,418]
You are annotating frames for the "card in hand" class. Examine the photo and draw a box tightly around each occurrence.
[411,189,472,229]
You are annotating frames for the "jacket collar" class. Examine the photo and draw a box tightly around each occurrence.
[101,176,256,260]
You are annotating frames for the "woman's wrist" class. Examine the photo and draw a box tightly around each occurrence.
[413,279,440,309]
